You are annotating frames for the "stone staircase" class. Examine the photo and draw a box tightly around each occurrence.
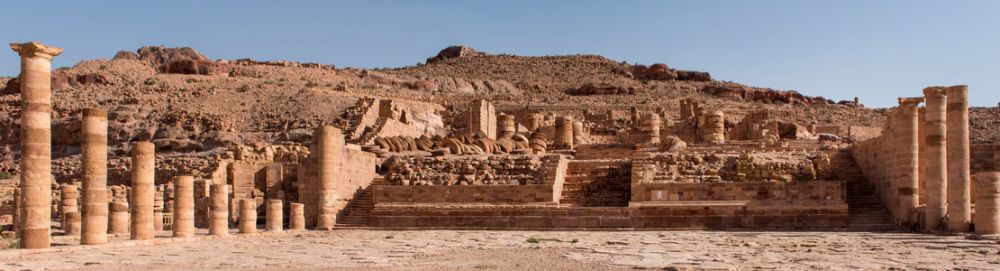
[336,178,383,227]
[352,117,389,145]
[335,97,377,140]
[832,151,903,232]
[560,160,631,207]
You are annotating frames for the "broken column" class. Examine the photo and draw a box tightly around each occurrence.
[238,198,257,234]
[640,112,661,145]
[130,142,155,240]
[81,108,108,245]
[897,97,922,225]
[703,111,725,144]
[316,126,343,230]
[11,41,63,249]
[572,121,585,145]
[209,183,229,236]
[63,212,81,236]
[289,203,305,230]
[553,116,573,150]
[467,100,497,139]
[498,114,515,140]
[922,87,948,231]
[108,202,129,234]
[60,184,79,232]
[172,176,195,237]
[946,85,971,231]
[153,185,164,232]
[266,199,283,232]
[974,172,1000,235]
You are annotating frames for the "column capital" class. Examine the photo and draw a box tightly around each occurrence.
[10,42,63,59]
[923,86,947,97]
[946,85,969,98]
[898,97,924,108]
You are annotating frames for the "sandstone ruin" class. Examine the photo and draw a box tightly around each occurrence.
[0,41,998,259]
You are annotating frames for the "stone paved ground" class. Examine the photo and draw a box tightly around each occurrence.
[0,230,998,270]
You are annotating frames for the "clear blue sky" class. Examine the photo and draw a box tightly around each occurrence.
[1,0,997,107]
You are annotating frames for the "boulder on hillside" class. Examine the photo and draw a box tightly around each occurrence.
[426,46,483,64]
[115,46,218,75]
[565,83,635,96]
[676,70,712,82]
[632,63,678,81]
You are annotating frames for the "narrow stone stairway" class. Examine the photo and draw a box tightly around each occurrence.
[559,160,632,207]
[336,178,382,227]
[833,150,904,231]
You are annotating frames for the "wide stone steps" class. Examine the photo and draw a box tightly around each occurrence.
[560,160,631,207]
[336,179,382,226]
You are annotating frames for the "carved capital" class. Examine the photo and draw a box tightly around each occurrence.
[10,42,63,59]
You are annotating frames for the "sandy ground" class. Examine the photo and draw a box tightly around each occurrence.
[0,229,998,270]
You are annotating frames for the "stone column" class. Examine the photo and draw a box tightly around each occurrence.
[130,142,155,240]
[315,126,343,230]
[994,145,1000,171]
[108,202,130,234]
[553,116,573,150]
[946,85,971,231]
[81,108,109,245]
[498,114,515,140]
[266,199,283,232]
[897,98,922,225]
[209,183,229,236]
[572,121,585,145]
[11,42,63,249]
[238,198,257,234]
[703,111,725,144]
[172,176,195,237]
[289,203,305,230]
[640,112,661,145]
[153,185,164,232]
[60,184,79,231]
[922,87,948,231]
[974,172,1000,235]
[63,212,81,236]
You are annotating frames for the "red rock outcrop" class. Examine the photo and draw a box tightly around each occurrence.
[565,83,636,96]
[426,46,484,64]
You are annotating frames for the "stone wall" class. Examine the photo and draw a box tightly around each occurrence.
[375,155,567,204]
[631,152,820,185]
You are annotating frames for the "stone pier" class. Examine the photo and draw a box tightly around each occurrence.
[238,198,257,234]
[172,176,195,237]
[572,121,585,145]
[81,108,108,245]
[289,203,305,230]
[209,183,229,236]
[554,116,573,150]
[11,41,63,249]
[266,199,283,232]
[922,87,948,231]
[130,142,156,240]
[153,185,164,232]
[974,172,1000,235]
[703,111,725,144]
[316,126,342,230]
[467,100,497,139]
[946,85,971,231]
[108,202,129,234]
[897,97,922,224]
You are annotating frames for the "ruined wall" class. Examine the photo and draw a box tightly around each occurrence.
[375,155,566,204]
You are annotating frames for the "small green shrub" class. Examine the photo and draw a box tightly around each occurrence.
[526,237,539,244]
[143,78,156,85]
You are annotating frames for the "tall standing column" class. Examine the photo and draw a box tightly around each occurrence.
[316,126,343,230]
[238,198,257,234]
[11,42,63,249]
[897,98,922,225]
[922,87,948,231]
[946,85,971,231]
[266,199,283,232]
[80,108,109,245]
[172,176,195,237]
[209,183,229,236]
[130,142,155,240]
[974,172,1000,235]
[289,203,305,230]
